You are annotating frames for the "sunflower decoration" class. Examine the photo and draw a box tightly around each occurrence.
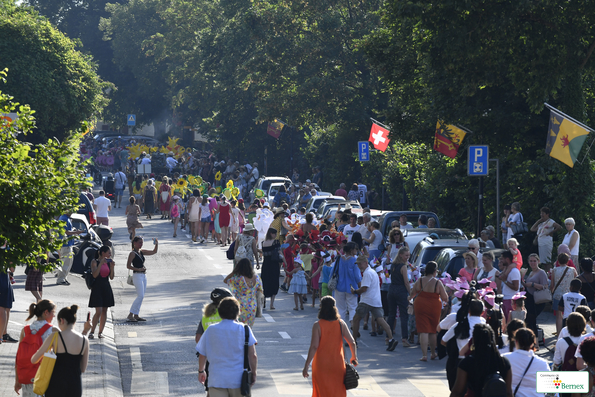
[216,186,222,193]
[231,187,240,198]
[177,179,188,189]
[150,147,159,153]
[215,171,222,181]
[226,179,234,190]
[255,189,264,198]
[198,185,204,194]
[188,175,197,185]
[223,188,232,200]
[195,175,203,185]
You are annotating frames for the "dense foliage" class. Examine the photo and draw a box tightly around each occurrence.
[0,1,106,142]
[0,71,91,272]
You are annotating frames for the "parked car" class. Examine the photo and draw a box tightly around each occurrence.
[249,176,291,202]
[302,195,343,213]
[316,200,362,218]
[434,248,507,279]
[399,228,467,255]
[266,182,287,207]
[378,211,440,238]
[77,192,97,225]
[409,236,469,269]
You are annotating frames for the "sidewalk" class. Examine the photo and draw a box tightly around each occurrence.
[0,274,123,397]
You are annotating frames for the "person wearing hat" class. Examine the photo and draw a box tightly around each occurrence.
[234,224,259,268]
[270,208,292,244]
[459,251,479,282]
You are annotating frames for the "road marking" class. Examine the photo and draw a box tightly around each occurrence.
[221,273,228,278]
[213,263,222,269]
[279,331,291,339]
[262,313,275,323]
[205,255,214,260]
[129,347,169,395]
[408,377,450,397]
[9,320,23,326]
[128,332,137,338]
[301,354,308,360]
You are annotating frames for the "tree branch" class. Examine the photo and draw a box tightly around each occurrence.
[580,39,595,69]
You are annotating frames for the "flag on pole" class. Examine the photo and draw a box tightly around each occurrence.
[545,108,590,168]
[267,120,285,139]
[369,122,390,152]
[434,121,467,158]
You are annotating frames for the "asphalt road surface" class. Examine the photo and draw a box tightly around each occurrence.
[103,204,455,397]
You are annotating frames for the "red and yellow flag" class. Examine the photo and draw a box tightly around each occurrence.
[434,121,467,158]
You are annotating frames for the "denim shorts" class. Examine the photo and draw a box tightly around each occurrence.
[115,188,124,196]
[201,216,211,223]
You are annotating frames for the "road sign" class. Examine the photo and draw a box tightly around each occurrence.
[468,145,489,176]
[127,114,136,126]
[358,141,369,162]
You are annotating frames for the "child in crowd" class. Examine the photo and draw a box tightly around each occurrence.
[319,254,334,298]
[507,238,523,269]
[288,259,308,310]
[171,196,182,238]
[179,195,187,231]
[558,305,592,340]
[558,278,587,328]
[508,292,527,323]
[309,247,325,307]
[298,243,315,296]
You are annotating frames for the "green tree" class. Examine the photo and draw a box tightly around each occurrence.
[0,71,91,272]
[0,2,106,142]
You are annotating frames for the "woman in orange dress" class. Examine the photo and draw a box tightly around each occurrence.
[302,296,358,397]
[409,261,448,361]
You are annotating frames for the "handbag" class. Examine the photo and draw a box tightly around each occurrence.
[532,288,552,305]
[127,270,134,286]
[240,325,252,396]
[344,362,360,390]
[510,214,528,236]
[33,332,59,395]
[327,256,341,292]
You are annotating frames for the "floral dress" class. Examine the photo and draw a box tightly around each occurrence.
[227,275,263,327]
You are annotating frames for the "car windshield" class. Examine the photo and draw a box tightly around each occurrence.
[70,218,88,233]
[269,184,283,197]
[414,247,443,267]
[434,250,453,273]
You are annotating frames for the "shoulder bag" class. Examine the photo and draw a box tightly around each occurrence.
[344,362,359,390]
[327,256,341,292]
[513,356,534,396]
[510,214,529,236]
[33,332,59,395]
[240,325,252,396]
[550,266,570,299]
[531,270,552,304]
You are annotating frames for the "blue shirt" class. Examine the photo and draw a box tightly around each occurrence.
[59,214,74,247]
[320,265,333,284]
[301,193,312,203]
[273,192,290,207]
[417,225,428,229]
[332,256,362,293]
[196,319,257,389]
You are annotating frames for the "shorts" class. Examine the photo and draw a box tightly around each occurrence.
[553,299,560,313]
[201,216,211,223]
[321,283,330,297]
[97,217,109,226]
[115,188,124,197]
[355,302,384,319]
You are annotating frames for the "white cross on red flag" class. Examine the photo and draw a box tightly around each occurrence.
[369,122,390,152]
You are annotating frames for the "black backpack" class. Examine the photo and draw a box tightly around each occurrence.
[482,373,507,397]
[226,241,236,260]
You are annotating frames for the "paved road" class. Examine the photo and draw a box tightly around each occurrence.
[0,200,557,396]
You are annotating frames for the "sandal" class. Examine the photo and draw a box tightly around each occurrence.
[419,356,427,362]
[88,333,94,340]
[293,307,299,311]
[431,353,438,360]
[98,333,103,339]
[370,332,378,337]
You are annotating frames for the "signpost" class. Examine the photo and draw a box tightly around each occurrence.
[127,114,136,127]
[358,141,369,162]
[468,145,489,176]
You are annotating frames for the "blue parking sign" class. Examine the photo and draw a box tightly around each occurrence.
[358,141,369,162]
[468,145,489,176]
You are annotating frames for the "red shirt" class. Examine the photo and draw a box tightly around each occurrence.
[335,189,348,199]
[284,246,295,278]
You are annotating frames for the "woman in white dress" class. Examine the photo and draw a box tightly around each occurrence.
[187,189,201,242]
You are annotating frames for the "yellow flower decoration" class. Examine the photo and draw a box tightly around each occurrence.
[215,171,222,181]
[255,189,264,198]
[127,143,143,159]
[167,136,180,149]
[226,180,234,189]
[231,187,240,198]
[216,186,222,193]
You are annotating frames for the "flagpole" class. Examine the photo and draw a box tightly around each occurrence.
[544,103,595,132]
[578,135,595,165]
[370,117,391,131]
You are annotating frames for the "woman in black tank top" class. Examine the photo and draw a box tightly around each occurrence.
[126,237,158,322]
[386,246,413,346]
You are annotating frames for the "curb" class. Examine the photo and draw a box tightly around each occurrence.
[98,308,124,397]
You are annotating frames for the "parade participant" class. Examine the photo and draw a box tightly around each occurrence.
[143,180,156,219]
[409,261,448,361]
[197,297,258,396]
[126,237,158,323]
[288,259,308,310]
[224,259,263,327]
[171,196,182,237]
[198,195,211,243]
[351,255,399,351]
[32,305,91,397]
[187,189,201,242]
[159,176,172,219]
[302,296,357,397]
[229,199,241,242]
[261,228,286,310]
[234,224,259,268]
[125,196,143,241]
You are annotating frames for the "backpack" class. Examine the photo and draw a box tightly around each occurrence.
[227,241,236,260]
[561,337,578,371]
[15,323,52,384]
[482,373,508,397]
[235,236,248,260]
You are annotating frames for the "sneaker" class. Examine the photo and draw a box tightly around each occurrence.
[3,334,17,343]
[387,339,399,351]
[56,280,70,286]
[401,339,411,347]
[280,285,288,292]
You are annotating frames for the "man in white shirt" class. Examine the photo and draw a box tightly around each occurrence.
[342,214,360,242]
[197,297,258,395]
[442,299,486,357]
[357,181,368,205]
[359,213,373,240]
[350,256,398,351]
[113,167,127,208]
[166,153,178,173]
[496,251,521,319]
[93,191,112,226]
[248,162,259,188]
[399,214,413,229]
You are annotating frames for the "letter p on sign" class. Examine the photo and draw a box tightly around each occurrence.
[468,145,488,176]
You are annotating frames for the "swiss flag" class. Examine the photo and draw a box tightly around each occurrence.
[369,122,390,152]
